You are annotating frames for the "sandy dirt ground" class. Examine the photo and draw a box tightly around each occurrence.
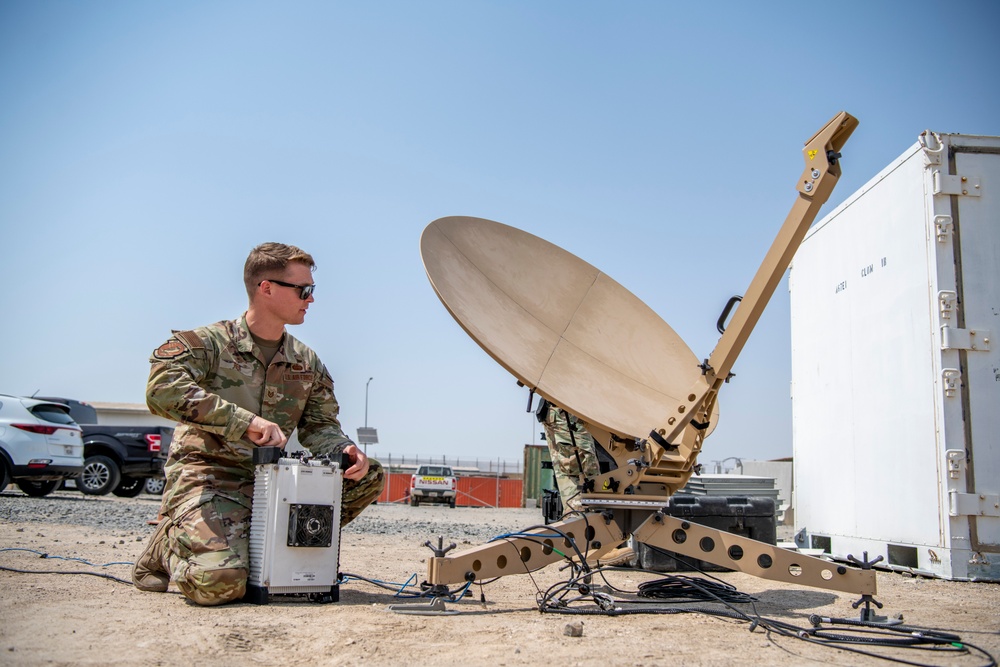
[1,493,998,667]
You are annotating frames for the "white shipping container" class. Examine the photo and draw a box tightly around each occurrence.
[789,131,999,581]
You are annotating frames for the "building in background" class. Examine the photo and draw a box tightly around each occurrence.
[89,402,175,428]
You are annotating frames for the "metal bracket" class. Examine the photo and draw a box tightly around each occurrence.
[942,368,961,397]
[941,327,992,351]
[949,491,1000,518]
[946,449,965,480]
[938,291,957,320]
[934,215,953,243]
[933,171,982,197]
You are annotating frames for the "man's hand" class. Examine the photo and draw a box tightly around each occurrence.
[342,444,369,481]
[246,416,288,448]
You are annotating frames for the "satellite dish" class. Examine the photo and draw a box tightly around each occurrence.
[420,216,718,441]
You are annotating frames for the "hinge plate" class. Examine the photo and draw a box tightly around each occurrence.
[950,491,1000,518]
[933,171,982,197]
[941,327,992,351]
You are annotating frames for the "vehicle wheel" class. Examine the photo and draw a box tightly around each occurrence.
[411,497,419,507]
[449,497,456,509]
[144,477,165,495]
[112,476,144,498]
[15,479,60,497]
[78,455,121,495]
[0,460,10,493]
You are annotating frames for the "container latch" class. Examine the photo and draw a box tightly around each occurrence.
[934,215,953,243]
[938,291,957,320]
[942,369,961,397]
[945,449,965,480]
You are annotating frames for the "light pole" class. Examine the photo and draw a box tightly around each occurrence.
[365,377,373,428]
[357,378,378,456]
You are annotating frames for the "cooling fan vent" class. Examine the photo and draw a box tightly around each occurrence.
[287,504,336,547]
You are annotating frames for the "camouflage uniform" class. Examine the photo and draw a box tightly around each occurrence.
[139,315,384,606]
[541,403,599,512]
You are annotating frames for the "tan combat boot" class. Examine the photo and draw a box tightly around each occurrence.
[587,541,635,567]
[132,517,171,592]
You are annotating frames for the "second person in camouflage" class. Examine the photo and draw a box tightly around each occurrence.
[132,242,384,606]
[540,400,599,513]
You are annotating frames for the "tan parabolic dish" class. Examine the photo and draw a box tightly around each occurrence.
[420,216,718,441]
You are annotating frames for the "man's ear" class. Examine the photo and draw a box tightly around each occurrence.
[249,280,270,305]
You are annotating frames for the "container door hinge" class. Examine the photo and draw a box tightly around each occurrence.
[941,327,991,352]
[942,369,961,397]
[933,170,982,197]
[933,215,953,242]
[949,491,1000,518]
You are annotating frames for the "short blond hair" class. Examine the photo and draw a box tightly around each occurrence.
[244,242,315,300]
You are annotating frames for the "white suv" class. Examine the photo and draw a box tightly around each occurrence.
[0,394,84,496]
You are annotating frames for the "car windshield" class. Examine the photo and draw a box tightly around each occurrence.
[31,404,76,425]
[423,467,449,476]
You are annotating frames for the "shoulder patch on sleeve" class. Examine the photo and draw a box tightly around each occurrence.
[174,330,206,350]
[317,365,335,391]
[153,338,188,360]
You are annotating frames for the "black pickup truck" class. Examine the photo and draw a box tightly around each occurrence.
[38,397,173,497]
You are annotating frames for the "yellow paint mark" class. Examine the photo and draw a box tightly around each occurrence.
[808,149,819,160]
[602,479,611,491]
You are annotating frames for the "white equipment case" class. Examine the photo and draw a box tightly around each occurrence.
[789,131,999,581]
[246,450,344,603]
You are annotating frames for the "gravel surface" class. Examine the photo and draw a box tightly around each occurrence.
[0,487,543,543]
[1,489,159,530]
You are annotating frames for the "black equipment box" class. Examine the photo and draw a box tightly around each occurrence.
[636,495,776,572]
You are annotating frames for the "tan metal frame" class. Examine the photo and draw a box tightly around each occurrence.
[425,112,874,598]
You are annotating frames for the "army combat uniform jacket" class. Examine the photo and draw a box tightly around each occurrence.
[147,315,353,516]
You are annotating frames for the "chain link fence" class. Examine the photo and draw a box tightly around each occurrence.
[373,453,522,476]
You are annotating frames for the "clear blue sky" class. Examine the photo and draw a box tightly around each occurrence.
[1,1,997,467]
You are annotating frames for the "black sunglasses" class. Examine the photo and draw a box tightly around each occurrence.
[260,279,315,300]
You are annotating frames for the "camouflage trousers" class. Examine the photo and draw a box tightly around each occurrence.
[542,407,599,512]
[160,458,385,606]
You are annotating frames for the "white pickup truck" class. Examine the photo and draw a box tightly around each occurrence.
[409,465,457,508]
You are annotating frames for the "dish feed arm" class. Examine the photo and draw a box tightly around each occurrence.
[584,112,859,501]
